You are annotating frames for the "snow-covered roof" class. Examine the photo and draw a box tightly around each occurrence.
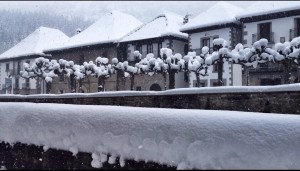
[46,10,143,51]
[120,11,188,42]
[180,1,243,32]
[237,1,300,19]
[0,27,69,60]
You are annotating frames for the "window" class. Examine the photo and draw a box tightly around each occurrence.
[102,51,108,57]
[258,22,271,42]
[158,42,162,57]
[212,82,219,87]
[17,61,21,75]
[296,18,300,37]
[136,86,141,91]
[147,43,153,54]
[79,53,85,65]
[15,78,19,89]
[201,37,210,53]
[201,37,210,48]
[193,80,206,87]
[5,63,9,72]
[136,44,142,54]
[213,64,224,72]
[260,78,281,86]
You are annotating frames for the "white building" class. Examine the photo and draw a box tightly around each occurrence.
[120,11,189,90]
[180,1,243,87]
[236,1,300,85]
[0,27,69,94]
[237,1,300,48]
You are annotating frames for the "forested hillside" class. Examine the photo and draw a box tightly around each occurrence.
[0,9,92,54]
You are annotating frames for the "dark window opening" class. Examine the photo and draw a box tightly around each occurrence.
[201,37,211,53]
[261,78,281,85]
[136,44,142,54]
[5,63,9,72]
[147,43,153,54]
[149,83,161,91]
[296,18,300,37]
[79,54,85,65]
[158,43,162,57]
[17,61,21,75]
[15,78,19,89]
[258,22,271,41]
[136,86,141,91]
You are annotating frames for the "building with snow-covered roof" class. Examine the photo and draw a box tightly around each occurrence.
[237,1,300,86]
[180,1,243,87]
[0,26,69,95]
[44,10,143,93]
[120,11,189,91]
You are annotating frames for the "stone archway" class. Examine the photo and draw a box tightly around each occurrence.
[149,83,162,91]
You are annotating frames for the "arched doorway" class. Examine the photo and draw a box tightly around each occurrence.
[150,83,162,91]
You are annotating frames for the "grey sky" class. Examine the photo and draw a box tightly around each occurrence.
[0,1,254,22]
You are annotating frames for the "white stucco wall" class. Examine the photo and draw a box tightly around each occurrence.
[188,27,242,87]
[190,28,231,53]
[127,40,170,60]
[243,15,300,48]
[232,64,242,86]
[172,39,189,88]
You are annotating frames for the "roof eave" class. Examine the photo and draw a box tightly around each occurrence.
[181,22,242,34]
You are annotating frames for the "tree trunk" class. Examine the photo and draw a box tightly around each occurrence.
[130,74,135,91]
[196,72,200,87]
[163,72,167,90]
[98,77,105,92]
[46,82,51,94]
[283,60,292,84]
[70,74,76,93]
[168,70,175,89]
[217,56,224,86]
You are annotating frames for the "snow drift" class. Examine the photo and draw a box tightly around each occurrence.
[0,102,300,169]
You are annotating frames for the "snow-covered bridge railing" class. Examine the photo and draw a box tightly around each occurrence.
[0,102,300,169]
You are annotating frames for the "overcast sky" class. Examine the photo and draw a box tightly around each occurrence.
[0,1,254,22]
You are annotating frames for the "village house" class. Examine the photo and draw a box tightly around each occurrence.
[43,10,142,93]
[0,26,69,95]
[120,11,189,91]
[237,1,300,86]
[180,1,243,87]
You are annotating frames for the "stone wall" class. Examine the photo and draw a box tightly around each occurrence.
[0,90,299,114]
[0,141,175,170]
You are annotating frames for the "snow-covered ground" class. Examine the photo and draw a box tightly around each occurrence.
[0,102,300,169]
